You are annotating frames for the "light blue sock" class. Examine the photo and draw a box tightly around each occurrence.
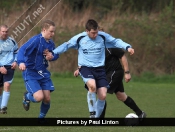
[26,92,38,103]
[38,102,50,118]
[87,91,96,112]
[1,91,10,108]
[0,95,2,108]
[95,99,105,118]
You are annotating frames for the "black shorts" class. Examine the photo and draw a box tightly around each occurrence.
[0,66,15,87]
[106,69,124,94]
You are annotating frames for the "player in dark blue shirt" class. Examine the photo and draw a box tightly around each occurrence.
[17,20,59,119]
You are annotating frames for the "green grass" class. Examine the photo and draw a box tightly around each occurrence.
[0,72,175,131]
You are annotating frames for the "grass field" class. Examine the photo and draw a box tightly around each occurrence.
[0,72,175,131]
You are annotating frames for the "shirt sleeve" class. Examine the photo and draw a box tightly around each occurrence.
[13,40,18,62]
[53,33,83,54]
[17,38,37,65]
[99,31,132,50]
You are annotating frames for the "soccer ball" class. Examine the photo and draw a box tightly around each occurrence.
[125,113,139,126]
[126,113,138,118]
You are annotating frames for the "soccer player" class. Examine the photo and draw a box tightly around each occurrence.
[45,19,134,118]
[0,24,18,114]
[74,27,146,119]
[75,48,146,118]
[17,20,59,119]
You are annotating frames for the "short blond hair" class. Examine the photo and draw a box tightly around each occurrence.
[41,20,55,30]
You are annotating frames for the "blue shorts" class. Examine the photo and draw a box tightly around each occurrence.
[0,66,14,87]
[79,66,109,89]
[22,69,54,94]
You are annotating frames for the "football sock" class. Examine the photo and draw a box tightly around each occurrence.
[99,100,107,118]
[0,95,2,108]
[26,92,38,102]
[38,102,50,118]
[1,91,10,108]
[87,91,96,114]
[95,99,105,118]
[124,96,142,116]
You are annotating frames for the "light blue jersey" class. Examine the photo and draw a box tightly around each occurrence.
[53,31,131,67]
[0,37,18,66]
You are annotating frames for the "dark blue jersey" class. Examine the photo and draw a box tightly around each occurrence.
[17,34,59,71]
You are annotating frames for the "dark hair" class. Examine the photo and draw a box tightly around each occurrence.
[41,20,55,30]
[85,19,98,31]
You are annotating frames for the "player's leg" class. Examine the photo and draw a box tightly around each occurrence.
[116,91,146,119]
[79,66,97,118]
[0,68,14,114]
[86,80,97,118]
[114,76,146,119]
[0,82,10,114]
[38,77,54,118]
[38,90,51,118]
[99,100,107,118]
[96,87,107,118]
[0,87,2,108]
[95,67,108,118]
[23,80,43,111]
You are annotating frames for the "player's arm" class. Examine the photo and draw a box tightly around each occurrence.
[100,31,134,55]
[120,54,131,83]
[11,40,18,69]
[73,67,81,77]
[17,40,37,71]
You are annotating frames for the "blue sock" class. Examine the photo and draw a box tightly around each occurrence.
[87,91,96,112]
[1,91,10,108]
[38,102,50,118]
[95,99,105,118]
[26,92,38,103]
[0,95,2,108]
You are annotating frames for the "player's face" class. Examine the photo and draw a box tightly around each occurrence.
[87,29,98,40]
[0,27,8,40]
[42,26,55,41]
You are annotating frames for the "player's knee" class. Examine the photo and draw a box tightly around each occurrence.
[116,92,127,102]
[98,93,106,100]
[34,95,44,102]
[88,86,96,92]
[43,96,50,103]
[3,82,11,92]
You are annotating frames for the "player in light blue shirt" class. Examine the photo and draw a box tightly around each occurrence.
[45,19,134,118]
[0,25,18,114]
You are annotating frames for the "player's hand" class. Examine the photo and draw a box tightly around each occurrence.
[43,49,53,60]
[19,63,26,71]
[11,61,17,69]
[128,48,134,55]
[74,69,79,77]
[0,67,7,74]
[124,73,131,83]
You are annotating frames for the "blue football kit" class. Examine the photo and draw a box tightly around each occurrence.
[17,33,59,93]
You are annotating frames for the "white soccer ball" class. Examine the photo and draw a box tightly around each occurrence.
[125,113,138,118]
[125,113,139,126]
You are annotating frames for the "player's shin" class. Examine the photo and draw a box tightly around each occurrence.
[95,99,105,118]
[87,91,96,118]
[38,102,50,118]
